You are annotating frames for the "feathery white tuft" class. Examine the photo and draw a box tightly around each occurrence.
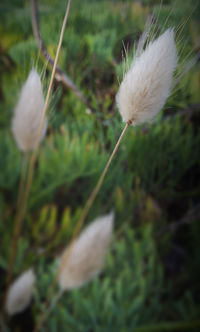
[6,269,35,315]
[59,212,114,290]
[116,29,178,125]
[12,69,47,151]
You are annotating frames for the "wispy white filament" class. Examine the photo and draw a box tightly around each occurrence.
[6,269,35,315]
[116,29,178,125]
[12,69,47,151]
[59,212,114,290]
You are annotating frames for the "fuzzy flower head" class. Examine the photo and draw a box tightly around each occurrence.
[6,269,35,316]
[59,212,114,290]
[12,69,47,152]
[116,29,178,125]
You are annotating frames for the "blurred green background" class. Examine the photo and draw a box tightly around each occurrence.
[0,0,200,331]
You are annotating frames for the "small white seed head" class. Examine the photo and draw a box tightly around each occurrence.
[12,69,47,152]
[116,29,178,125]
[59,212,114,290]
[6,269,35,316]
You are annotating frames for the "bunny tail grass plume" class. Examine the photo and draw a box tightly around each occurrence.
[6,269,35,315]
[116,29,178,125]
[12,69,47,152]
[59,212,114,290]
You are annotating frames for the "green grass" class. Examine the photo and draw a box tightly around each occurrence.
[0,0,200,331]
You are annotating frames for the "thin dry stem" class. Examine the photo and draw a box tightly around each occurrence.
[34,121,130,332]
[58,122,130,281]
[30,0,92,109]
[6,0,72,292]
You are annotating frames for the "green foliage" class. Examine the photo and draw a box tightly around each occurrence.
[35,225,163,331]
[30,127,108,209]
[35,225,200,331]
[0,131,21,190]
[0,0,200,331]
[125,116,200,192]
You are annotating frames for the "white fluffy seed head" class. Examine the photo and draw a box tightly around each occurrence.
[6,269,35,316]
[116,29,178,125]
[12,69,47,152]
[58,212,114,291]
